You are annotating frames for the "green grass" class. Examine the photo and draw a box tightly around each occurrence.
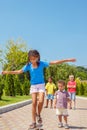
[77,95,87,98]
[0,95,31,107]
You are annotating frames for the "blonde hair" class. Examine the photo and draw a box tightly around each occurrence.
[69,75,74,79]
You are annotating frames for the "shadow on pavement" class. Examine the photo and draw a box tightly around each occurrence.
[76,107,87,110]
[70,126,87,129]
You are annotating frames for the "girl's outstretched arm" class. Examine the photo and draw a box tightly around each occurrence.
[49,58,76,65]
[2,69,23,75]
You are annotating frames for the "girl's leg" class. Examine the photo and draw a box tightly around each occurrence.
[37,92,45,116]
[36,92,44,124]
[31,93,37,123]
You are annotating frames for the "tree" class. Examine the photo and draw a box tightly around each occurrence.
[76,66,87,80]
[14,75,23,96]
[3,39,29,96]
[75,78,81,95]
[3,39,28,71]
[0,49,3,73]
[0,50,2,62]
[83,82,87,96]
[2,39,87,97]
[5,74,15,96]
[22,75,30,95]
[0,75,4,100]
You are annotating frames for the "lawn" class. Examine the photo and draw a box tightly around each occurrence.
[0,95,31,107]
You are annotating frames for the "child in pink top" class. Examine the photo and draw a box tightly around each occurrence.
[67,75,76,109]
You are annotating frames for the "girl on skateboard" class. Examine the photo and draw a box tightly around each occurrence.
[2,49,76,129]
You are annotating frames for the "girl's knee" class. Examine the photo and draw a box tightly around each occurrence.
[38,100,44,105]
[32,102,37,107]
[38,98,44,104]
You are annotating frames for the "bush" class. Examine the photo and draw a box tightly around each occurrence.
[14,75,23,96]
[22,76,30,95]
[0,76,5,100]
[79,83,84,95]
[5,75,15,96]
[83,82,87,96]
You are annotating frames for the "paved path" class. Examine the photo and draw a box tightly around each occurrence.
[0,98,87,130]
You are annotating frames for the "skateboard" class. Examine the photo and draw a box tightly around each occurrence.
[35,123,44,130]
[28,124,44,130]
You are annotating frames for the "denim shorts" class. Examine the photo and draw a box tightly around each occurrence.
[46,94,54,100]
[68,92,76,101]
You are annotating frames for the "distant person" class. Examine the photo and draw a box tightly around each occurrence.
[2,50,76,129]
[44,77,56,108]
[54,80,71,129]
[67,75,76,109]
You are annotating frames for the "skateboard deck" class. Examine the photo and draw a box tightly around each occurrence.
[35,123,44,130]
[28,124,44,130]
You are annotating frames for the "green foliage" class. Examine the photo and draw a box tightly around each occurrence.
[45,63,76,83]
[2,39,30,96]
[14,75,23,96]
[0,76,4,100]
[3,39,28,71]
[22,75,30,95]
[81,82,87,96]
[78,83,84,95]
[76,66,87,80]
[1,39,87,97]
[75,78,87,96]
[0,50,2,62]
[75,78,81,95]
[5,75,15,96]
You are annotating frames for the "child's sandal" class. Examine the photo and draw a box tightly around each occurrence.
[29,122,36,129]
[37,115,42,124]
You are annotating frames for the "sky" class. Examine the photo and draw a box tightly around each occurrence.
[0,0,87,72]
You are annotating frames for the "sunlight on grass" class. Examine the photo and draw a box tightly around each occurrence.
[0,95,31,106]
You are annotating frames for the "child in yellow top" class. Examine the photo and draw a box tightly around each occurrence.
[44,77,56,108]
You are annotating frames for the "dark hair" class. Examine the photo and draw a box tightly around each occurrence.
[28,50,40,65]
[48,76,53,80]
[58,80,65,86]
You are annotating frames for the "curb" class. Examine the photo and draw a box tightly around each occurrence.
[76,96,87,100]
[0,96,86,114]
[0,99,32,114]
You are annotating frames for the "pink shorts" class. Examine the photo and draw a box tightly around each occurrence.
[30,83,45,94]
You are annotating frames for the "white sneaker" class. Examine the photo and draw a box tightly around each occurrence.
[58,122,63,128]
[64,124,69,129]
[72,107,76,110]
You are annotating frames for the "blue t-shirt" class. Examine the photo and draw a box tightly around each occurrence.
[22,61,49,85]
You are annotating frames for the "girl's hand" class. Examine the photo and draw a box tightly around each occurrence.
[67,58,76,62]
[2,71,9,75]
[2,71,6,75]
